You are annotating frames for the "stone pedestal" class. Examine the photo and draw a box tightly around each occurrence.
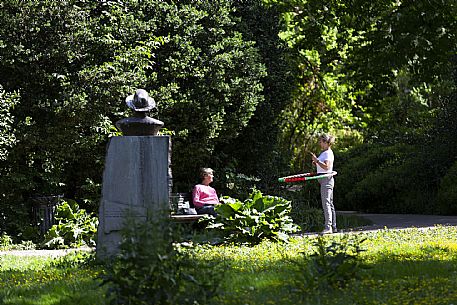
[96,136,171,259]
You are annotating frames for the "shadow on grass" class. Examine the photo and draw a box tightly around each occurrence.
[0,266,107,305]
[202,239,457,305]
[2,227,456,305]
[1,250,456,305]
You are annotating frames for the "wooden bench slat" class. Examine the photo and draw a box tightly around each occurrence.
[170,214,205,223]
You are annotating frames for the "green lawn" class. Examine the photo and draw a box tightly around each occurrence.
[0,253,107,305]
[205,227,457,305]
[1,226,456,305]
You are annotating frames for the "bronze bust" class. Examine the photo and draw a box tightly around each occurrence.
[116,89,164,136]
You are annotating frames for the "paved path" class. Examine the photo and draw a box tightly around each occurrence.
[0,247,93,257]
[353,213,457,230]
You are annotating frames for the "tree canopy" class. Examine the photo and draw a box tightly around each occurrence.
[270,0,457,213]
[0,0,276,235]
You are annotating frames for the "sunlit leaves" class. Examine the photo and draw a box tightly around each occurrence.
[0,87,18,162]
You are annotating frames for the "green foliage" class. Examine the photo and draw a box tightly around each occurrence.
[0,233,13,251]
[284,187,373,232]
[332,61,457,215]
[0,199,37,244]
[1,228,457,304]
[209,189,299,244]
[0,87,25,238]
[1,0,456,239]
[220,168,261,199]
[101,216,224,305]
[0,86,18,162]
[291,205,324,232]
[42,199,98,249]
[293,235,367,293]
[0,239,36,251]
[271,0,457,175]
[216,0,295,188]
[364,69,441,142]
[335,142,441,213]
[278,184,324,231]
[150,0,267,185]
[50,250,96,269]
[0,0,271,237]
[271,0,367,171]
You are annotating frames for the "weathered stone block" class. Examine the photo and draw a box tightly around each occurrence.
[96,136,171,259]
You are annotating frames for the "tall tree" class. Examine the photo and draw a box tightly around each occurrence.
[214,0,296,193]
[0,0,266,235]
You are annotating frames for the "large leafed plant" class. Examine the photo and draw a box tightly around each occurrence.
[42,199,98,249]
[209,190,299,244]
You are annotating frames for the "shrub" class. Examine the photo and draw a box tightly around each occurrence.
[220,167,261,200]
[281,187,324,232]
[336,142,440,214]
[0,233,13,251]
[101,216,224,305]
[209,189,299,244]
[437,161,457,215]
[0,0,268,235]
[42,199,98,249]
[50,250,96,269]
[0,86,18,162]
[292,235,367,294]
[0,233,36,251]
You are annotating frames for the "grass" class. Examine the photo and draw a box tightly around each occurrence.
[1,226,457,304]
[0,253,107,305]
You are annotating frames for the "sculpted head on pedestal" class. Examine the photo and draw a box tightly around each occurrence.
[125,89,156,112]
[116,89,164,136]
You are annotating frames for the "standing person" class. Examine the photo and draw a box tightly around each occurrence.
[310,134,336,234]
[192,168,220,216]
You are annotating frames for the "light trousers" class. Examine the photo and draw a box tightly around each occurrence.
[319,177,336,230]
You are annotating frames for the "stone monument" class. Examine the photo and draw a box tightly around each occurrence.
[97,89,171,259]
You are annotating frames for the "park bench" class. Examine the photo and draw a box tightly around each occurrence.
[169,192,205,223]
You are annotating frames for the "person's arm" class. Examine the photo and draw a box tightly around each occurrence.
[316,159,332,171]
[204,187,220,205]
[192,185,204,209]
[192,185,220,207]
[310,152,332,171]
[199,187,220,205]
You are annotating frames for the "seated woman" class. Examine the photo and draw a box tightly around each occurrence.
[192,167,220,216]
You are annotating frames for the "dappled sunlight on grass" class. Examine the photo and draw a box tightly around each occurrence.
[1,227,456,304]
[198,227,457,304]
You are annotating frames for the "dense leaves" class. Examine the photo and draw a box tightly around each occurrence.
[0,86,18,162]
[268,0,457,214]
[0,0,270,236]
[42,199,98,249]
[209,190,299,244]
[102,217,223,305]
[294,235,368,292]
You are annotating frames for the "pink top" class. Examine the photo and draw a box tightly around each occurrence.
[192,184,219,209]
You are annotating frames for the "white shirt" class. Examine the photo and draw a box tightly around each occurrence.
[317,149,334,173]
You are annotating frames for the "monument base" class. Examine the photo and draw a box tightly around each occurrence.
[96,136,171,259]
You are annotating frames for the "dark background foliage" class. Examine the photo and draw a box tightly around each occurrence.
[0,0,290,236]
